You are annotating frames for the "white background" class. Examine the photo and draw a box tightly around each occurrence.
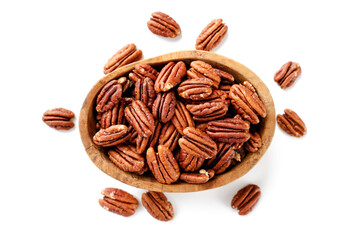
[1,0,359,239]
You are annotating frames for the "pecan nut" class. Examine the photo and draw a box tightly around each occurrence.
[187,61,221,87]
[42,108,74,130]
[99,188,138,217]
[178,127,217,159]
[176,149,205,172]
[214,68,235,84]
[177,78,215,100]
[180,169,215,184]
[206,142,234,174]
[206,117,250,144]
[93,125,129,147]
[277,109,306,137]
[229,82,267,124]
[96,78,124,113]
[103,43,142,74]
[108,145,147,174]
[135,121,162,154]
[244,131,262,152]
[152,90,177,123]
[146,145,180,184]
[141,191,174,221]
[195,18,228,51]
[155,61,186,92]
[274,61,301,89]
[171,101,195,135]
[186,99,229,121]
[125,100,155,137]
[158,122,180,152]
[129,63,158,83]
[99,100,126,129]
[231,184,261,215]
[147,12,181,38]
[134,77,156,108]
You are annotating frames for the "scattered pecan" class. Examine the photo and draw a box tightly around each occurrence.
[171,101,195,135]
[176,149,205,172]
[187,61,221,87]
[229,83,267,124]
[125,100,155,137]
[245,131,262,152]
[135,121,162,154]
[186,98,229,121]
[147,12,181,38]
[142,191,174,221]
[178,127,217,159]
[93,125,129,147]
[195,18,228,51]
[277,109,306,137]
[146,145,180,184]
[274,61,301,89]
[152,90,177,123]
[99,100,126,129]
[231,184,261,215]
[158,122,180,152]
[206,117,250,144]
[103,43,142,74]
[108,145,147,174]
[177,78,216,100]
[129,63,158,83]
[180,169,215,184]
[155,61,186,92]
[99,188,138,217]
[96,78,124,113]
[134,77,156,108]
[42,108,74,130]
[206,142,234,174]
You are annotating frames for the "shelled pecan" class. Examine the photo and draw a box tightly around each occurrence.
[42,108,74,130]
[99,188,138,217]
[152,90,177,123]
[180,169,215,184]
[155,61,186,92]
[96,78,125,113]
[206,117,250,144]
[147,12,181,38]
[93,125,129,147]
[135,121,162,154]
[158,122,180,152]
[206,142,234,174]
[244,131,262,152]
[142,191,174,221]
[231,184,261,215]
[186,98,229,121]
[104,43,142,74]
[277,109,306,137]
[134,77,156,109]
[99,100,126,129]
[177,78,215,100]
[129,63,158,83]
[171,101,195,135]
[108,145,147,174]
[125,100,155,137]
[176,149,205,172]
[187,61,221,87]
[195,19,228,51]
[274,61,301,89]
[214,68,235,84]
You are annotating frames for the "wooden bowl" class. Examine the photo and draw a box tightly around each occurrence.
[79,50,275,192]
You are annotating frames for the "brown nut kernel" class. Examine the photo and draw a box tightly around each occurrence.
[274,61,301,89]
[206,142,234,174]
[99,188,138,217]
[231,184,261,215]
[135,121,162,154]
[134,77,156,109]
[96,78,125,113]
[108,145,147,174]
[147,12,181,38]
[186,99,229,121]
[206,117,250,144]
[129,63,158,83]
[104,44,142,74]
[187,61,221,87]
[152,90,177,123]
[214,68,235,84]
[99,100,126,129]
[277,109,306,137]
[177,78,215,101]
[155,61,186,92]
[171,101,195,135]
[158,122,180,152]
[244,131,262,152]
[180,169,215,184]
[142,191,174,221]
[125,100,155,137]
[93,125,129,147]
[42,108,74,130]
[176,149,205,172]
[195,19,228,51]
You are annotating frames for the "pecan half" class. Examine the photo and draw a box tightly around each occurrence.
[206,142,234,174]
[274,61,301,89]
[231,184,261,215]
[93,125,129,147]
[186,99,229,121]
[152,90,177,123]
[125,100,155,137]
[206,118,250,144]
[171,101,195,135]
[195,19,228,51]
[178,127,217,159]
[134,77,156,108]
[176,149,205,172]
[158,122,180,152]
[147,12,181,38]
[42,108,74,130]
[187,61,221,87]
[245,131,262,152]
[99,100,126,129]
[99,188,138,217]
[142,191,174,221]
[277,109,306,137]
[108,145,147,174]
[155,61,186,92]
[135,121,162,154]
[180,169,215,184]
[129,63,158,83]
[146,145,180,184]
[214,68,235,84]
[229,83,267,124]
[96,78,125,113]
[177,78,215,101]
[104,43,142,74]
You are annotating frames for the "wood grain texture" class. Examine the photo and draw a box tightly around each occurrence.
[79,50,275,192]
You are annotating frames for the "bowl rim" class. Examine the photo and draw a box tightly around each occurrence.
[79,50,275,192]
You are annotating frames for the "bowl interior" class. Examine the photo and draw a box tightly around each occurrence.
[79,50,275,192]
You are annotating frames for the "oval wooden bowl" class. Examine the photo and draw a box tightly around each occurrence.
[79,50,275,192]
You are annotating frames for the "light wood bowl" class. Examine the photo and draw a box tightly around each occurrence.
[79,50,275,192]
